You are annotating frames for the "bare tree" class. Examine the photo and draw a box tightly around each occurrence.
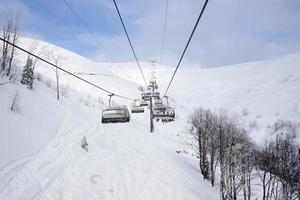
[189,108,211,180]
[45,48,64,100]
[188,107,299,200]
[207,113,219,187]
[55,66,60,100]
[10,91,20,112]
[7,14,19,76]
[0,11,20,76]
[28,41,48,72]
[0,13,11,71]
[240,136,254,200]
[189,108,254,200]
[254,121,300,200]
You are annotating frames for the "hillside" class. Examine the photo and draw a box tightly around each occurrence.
[110,55,300,144]
[0,36,299,199]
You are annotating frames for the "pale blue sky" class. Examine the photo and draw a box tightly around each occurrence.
[1,0,300,67]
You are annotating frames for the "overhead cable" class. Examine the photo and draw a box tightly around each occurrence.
[164,0,209,96]
[160,0,169,63]
[63,0,116,62]
[0,37,135,100]
[112,0,148,86]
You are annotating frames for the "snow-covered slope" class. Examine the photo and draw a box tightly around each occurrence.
[109,55,300,144]
[0,36,219,200]
[17,37,141,106]
[1,36,299,199]
[0,79,66,169]
[0,36,142,170]
[0,100,218,200]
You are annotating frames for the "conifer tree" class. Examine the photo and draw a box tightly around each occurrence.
[21,56,34,89]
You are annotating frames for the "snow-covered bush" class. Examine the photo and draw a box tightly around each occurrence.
[81,136,88,152]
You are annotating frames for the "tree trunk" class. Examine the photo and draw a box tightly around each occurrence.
[56,68,60,100]
[7,20,19,76]
[210,149,215,186]
[7,45,15,76]
[247,173,251,200]
[262,171,266,200]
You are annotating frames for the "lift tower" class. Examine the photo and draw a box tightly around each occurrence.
[149,60,157,133]
[149,81,154,133]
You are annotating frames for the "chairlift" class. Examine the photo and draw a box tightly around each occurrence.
[141,92,152,100]
[101,106,130,123]
[153,106,175,122]
[152,92,160,100]
[154,99,163,107]
[131,105,144,113]
[140,100,149,106]
[154,104,166,111]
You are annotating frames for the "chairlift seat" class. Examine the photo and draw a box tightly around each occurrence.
[102,106,130,123]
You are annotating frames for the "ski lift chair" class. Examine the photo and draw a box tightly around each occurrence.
[101,106,130,123]
[131,105,145,113]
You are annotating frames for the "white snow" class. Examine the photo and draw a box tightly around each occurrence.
[0,79,66,169]
[0,36,299,199]
[0,104,218,200]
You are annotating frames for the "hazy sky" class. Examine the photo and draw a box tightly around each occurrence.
[1,0,300,68]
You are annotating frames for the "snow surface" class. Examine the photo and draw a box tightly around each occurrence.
[0,36,299,199]
[0,79,66,169]
[0,101,218,199]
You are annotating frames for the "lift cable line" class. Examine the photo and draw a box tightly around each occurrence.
[112,0,147,86]
[164,0,209,97]
[62,0,116,62]
[160,0,169,64]
[0,37,135,101]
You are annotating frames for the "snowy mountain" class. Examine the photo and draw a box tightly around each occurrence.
[110,55,300,144]
[0,36,299,199]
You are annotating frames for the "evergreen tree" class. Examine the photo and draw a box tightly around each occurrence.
[21,56,34,89]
